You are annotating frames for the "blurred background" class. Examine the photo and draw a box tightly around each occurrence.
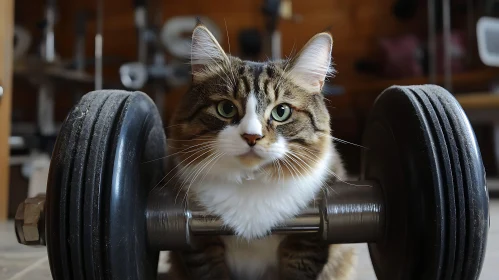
[4,0,499,219]
[1,0,499,279]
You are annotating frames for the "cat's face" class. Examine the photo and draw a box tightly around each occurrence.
[169,25,334,183]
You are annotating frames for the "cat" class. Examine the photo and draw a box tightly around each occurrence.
[158,24,357,280]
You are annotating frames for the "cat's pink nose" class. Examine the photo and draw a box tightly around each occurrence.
[241,134,263,146]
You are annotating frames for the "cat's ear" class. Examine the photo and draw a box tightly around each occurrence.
[288,32,334,93]
[191,24,228,81]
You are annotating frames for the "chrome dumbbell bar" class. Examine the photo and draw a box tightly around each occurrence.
[146,180,385,250]
[16,181,384,250]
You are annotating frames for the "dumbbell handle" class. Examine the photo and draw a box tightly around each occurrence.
[147,180,385,251]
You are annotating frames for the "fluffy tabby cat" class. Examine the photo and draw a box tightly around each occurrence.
[159,24,357,280]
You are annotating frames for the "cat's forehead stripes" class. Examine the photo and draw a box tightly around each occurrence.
[234,62,282,115]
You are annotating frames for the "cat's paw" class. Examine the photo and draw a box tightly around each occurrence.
[317,244,357,280]
[157,251,171,274]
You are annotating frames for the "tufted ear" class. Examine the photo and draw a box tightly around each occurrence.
[288,32,334,93]
[190,24,228,82]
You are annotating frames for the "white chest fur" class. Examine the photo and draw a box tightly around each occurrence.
[185,149,333,276]
[223,235,284,279]
[191,161,330,240]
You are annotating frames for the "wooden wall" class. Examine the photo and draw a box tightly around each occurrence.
[52,0,429,87]
[12,0,498,173]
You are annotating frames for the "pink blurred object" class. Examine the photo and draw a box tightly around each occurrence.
[378,34,424,79]
[436,30,466,74]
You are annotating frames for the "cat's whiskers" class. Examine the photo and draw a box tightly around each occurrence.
[153,143,215,189]
[197,151,226,186]
[166,137,216,142]
[257,165,272,178]
[290,148,370,189]
[317,133,367,149]
[279,157,298,182]
[171,146,219,203]
[167,140,217,152]
[179,149,221,192]
[286,151,314,173]
[283,153,308,182]
[287,150,330,185]
[270,160,278,183]
[331,136,367,149]
[286,150,335,195]
[153,143,217,192]
[280,156,310,195]
[152,145,217,194]
[276,159,284,183]
[288,148,334,175]
[181,151,225,206]
[144,141,217,164]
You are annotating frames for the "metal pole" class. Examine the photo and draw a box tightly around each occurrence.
[134,0,148,64]
[466,0,475,66]
[442,0,452,91]
[73,11,87,103]
[74,11,86,73]
[271,30,281,60]
[427,0,437,84]
[151,0,166,120]
[95,0,103,90]
[43,0,56,63]
[38,0,57,137]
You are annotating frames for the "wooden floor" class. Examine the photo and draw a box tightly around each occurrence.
[1,201,498,280]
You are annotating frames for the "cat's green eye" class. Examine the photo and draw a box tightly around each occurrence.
[271,104,292,122]
[217,100,237,118]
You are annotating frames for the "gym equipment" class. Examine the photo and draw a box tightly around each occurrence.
[160,16,222,59]
[119,1,193,120]
[95,0,104,90]
[12,0,124,155]
[15,85,489,279]
[13,25,32,60]
[477,16,499,67]
[262,0,302,60]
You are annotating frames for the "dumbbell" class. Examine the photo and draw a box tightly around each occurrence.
[14,85,489,280]
[146,179,384,249]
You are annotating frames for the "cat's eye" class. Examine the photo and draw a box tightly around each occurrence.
[271,104,292,122]
[217,100,237,118]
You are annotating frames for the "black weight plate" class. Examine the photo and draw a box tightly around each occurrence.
[425,86,489,279]
[414,87,466,279]
[69,92,111,280]
[83,91,130,280]
[409,86,488,280]
[362,85,489,280]
[46,92,99,280]
[46,90,166,280]
[102,91,166,279]
[361,85,445,279]
[410,87,458,280]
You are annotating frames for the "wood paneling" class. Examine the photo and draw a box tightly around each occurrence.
[11,0,499,177]
[30,0,428,84]
[1,0,14,220]
[13,0,491,122]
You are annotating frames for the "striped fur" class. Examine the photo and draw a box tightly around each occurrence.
[162,24,356,280]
